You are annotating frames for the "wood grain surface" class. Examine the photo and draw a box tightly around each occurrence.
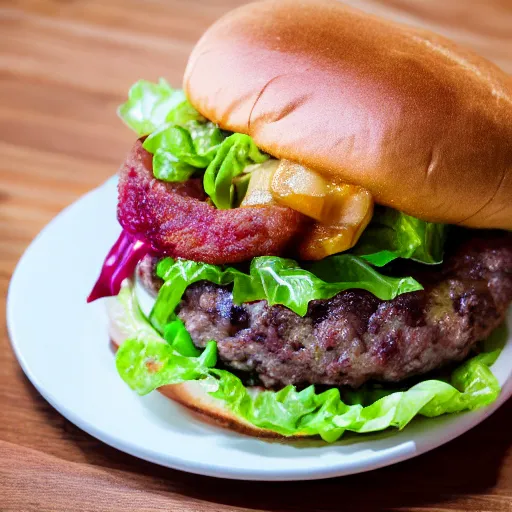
[1,1,512,510]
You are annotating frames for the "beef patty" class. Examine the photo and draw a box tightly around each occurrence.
[138,232,512,388]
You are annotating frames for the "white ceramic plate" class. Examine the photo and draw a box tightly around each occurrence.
[7,178,512,481]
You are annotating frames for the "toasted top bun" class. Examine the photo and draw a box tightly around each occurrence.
[184,0,512,230]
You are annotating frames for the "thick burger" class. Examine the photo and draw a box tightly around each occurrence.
[89,0,512,441]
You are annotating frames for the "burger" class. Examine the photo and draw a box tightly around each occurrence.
[88,0,512,442]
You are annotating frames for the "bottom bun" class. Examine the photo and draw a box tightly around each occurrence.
[158,381,286,438]
[108,308,304,439]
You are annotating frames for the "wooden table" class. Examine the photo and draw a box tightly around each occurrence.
[1,1,512,510]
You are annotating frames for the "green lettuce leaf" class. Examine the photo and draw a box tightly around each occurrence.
[151,255,423,328]
[144,123,268,194]
[163,319,201,357]
[203,134,269,209]
[119,79,220,182]
[143,120,226,182]
[112,283,216,395]
[150,149,196,182]
[118,80,267,200]
[113,281,502,442]
[143,121,225,168]
[354,207,447,266]
[118,79,191,136]
[165,101,205,127]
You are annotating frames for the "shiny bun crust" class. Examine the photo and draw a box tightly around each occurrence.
[184,0,512,230]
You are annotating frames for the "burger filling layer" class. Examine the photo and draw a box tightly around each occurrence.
[135,233,512,389]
